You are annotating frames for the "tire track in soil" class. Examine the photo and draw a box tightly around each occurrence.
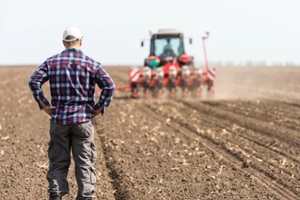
[162,100,300,195]
[190,108,300,166]
[182,101,300,164]
[177,100,300,194]
[201,100,300,132]
[92,124,117,200]
[144,101,299,200]
[181,100,300,157]
[226,99,300,122]
[146,101,298,199]
[184,100,300,148]
[176,100,300,166]
[94,99,134,200]
[197,100,300,165]
[183,100,300,197]
[97,127,129,200]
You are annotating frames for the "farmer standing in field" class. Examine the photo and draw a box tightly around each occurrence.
[28,26,115,200]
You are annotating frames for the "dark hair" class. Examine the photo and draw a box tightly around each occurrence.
[64,35,80,47]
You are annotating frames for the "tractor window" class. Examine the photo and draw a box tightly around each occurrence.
[153,37,183,57]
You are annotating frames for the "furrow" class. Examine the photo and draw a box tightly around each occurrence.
[144,102,299,200]
[180,100,300,148]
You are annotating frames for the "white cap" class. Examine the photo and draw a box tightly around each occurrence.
[63,26,83,42]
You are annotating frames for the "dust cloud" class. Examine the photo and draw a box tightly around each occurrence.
[214,66,300,102]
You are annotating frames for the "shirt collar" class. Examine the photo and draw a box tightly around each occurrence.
[63,48,82,53]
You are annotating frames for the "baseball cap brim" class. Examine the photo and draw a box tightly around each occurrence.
[63,37,83,42]
[63,26,83,42]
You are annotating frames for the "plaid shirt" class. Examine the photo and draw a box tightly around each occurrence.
[29,48,115,125]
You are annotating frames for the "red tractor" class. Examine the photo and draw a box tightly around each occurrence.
[108,29,215,98]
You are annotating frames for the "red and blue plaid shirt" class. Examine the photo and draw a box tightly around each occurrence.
[29,48,115,125]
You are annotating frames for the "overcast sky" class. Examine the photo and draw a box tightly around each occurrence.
[1,0,300,66]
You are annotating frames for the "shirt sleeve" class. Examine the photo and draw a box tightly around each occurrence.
[28,61,50,110]
[94,65,115,113]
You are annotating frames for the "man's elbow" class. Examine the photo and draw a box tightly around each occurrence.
[28,78,39,91]
[28,79,33,89]
[107,79,115,90]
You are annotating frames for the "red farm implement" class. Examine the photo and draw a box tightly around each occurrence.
[96,29,215,99]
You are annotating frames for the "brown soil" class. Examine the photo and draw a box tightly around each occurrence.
[0,66,299,200]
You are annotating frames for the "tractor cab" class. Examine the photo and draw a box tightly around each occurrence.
[142,29,193,68]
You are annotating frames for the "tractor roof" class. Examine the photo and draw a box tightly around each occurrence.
[155,29,182,35]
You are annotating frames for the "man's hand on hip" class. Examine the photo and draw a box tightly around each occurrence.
[43,106,56,116]
[39,100,56,116]
[92,105,104,118]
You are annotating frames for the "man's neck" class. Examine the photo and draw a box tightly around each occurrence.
[66,47,81,50]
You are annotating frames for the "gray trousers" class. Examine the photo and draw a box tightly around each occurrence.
[47,120,97,199]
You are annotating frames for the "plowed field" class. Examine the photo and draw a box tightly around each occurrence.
[0,66,299,200]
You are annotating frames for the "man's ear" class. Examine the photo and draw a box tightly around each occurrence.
[62,40,67,47]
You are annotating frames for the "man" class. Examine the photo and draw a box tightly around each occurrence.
[160,38,176,59]
[28,26,115,200]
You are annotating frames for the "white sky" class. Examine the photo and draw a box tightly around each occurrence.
[1,0,300,66]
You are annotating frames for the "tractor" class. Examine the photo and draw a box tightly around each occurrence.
[100,29,215,99]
